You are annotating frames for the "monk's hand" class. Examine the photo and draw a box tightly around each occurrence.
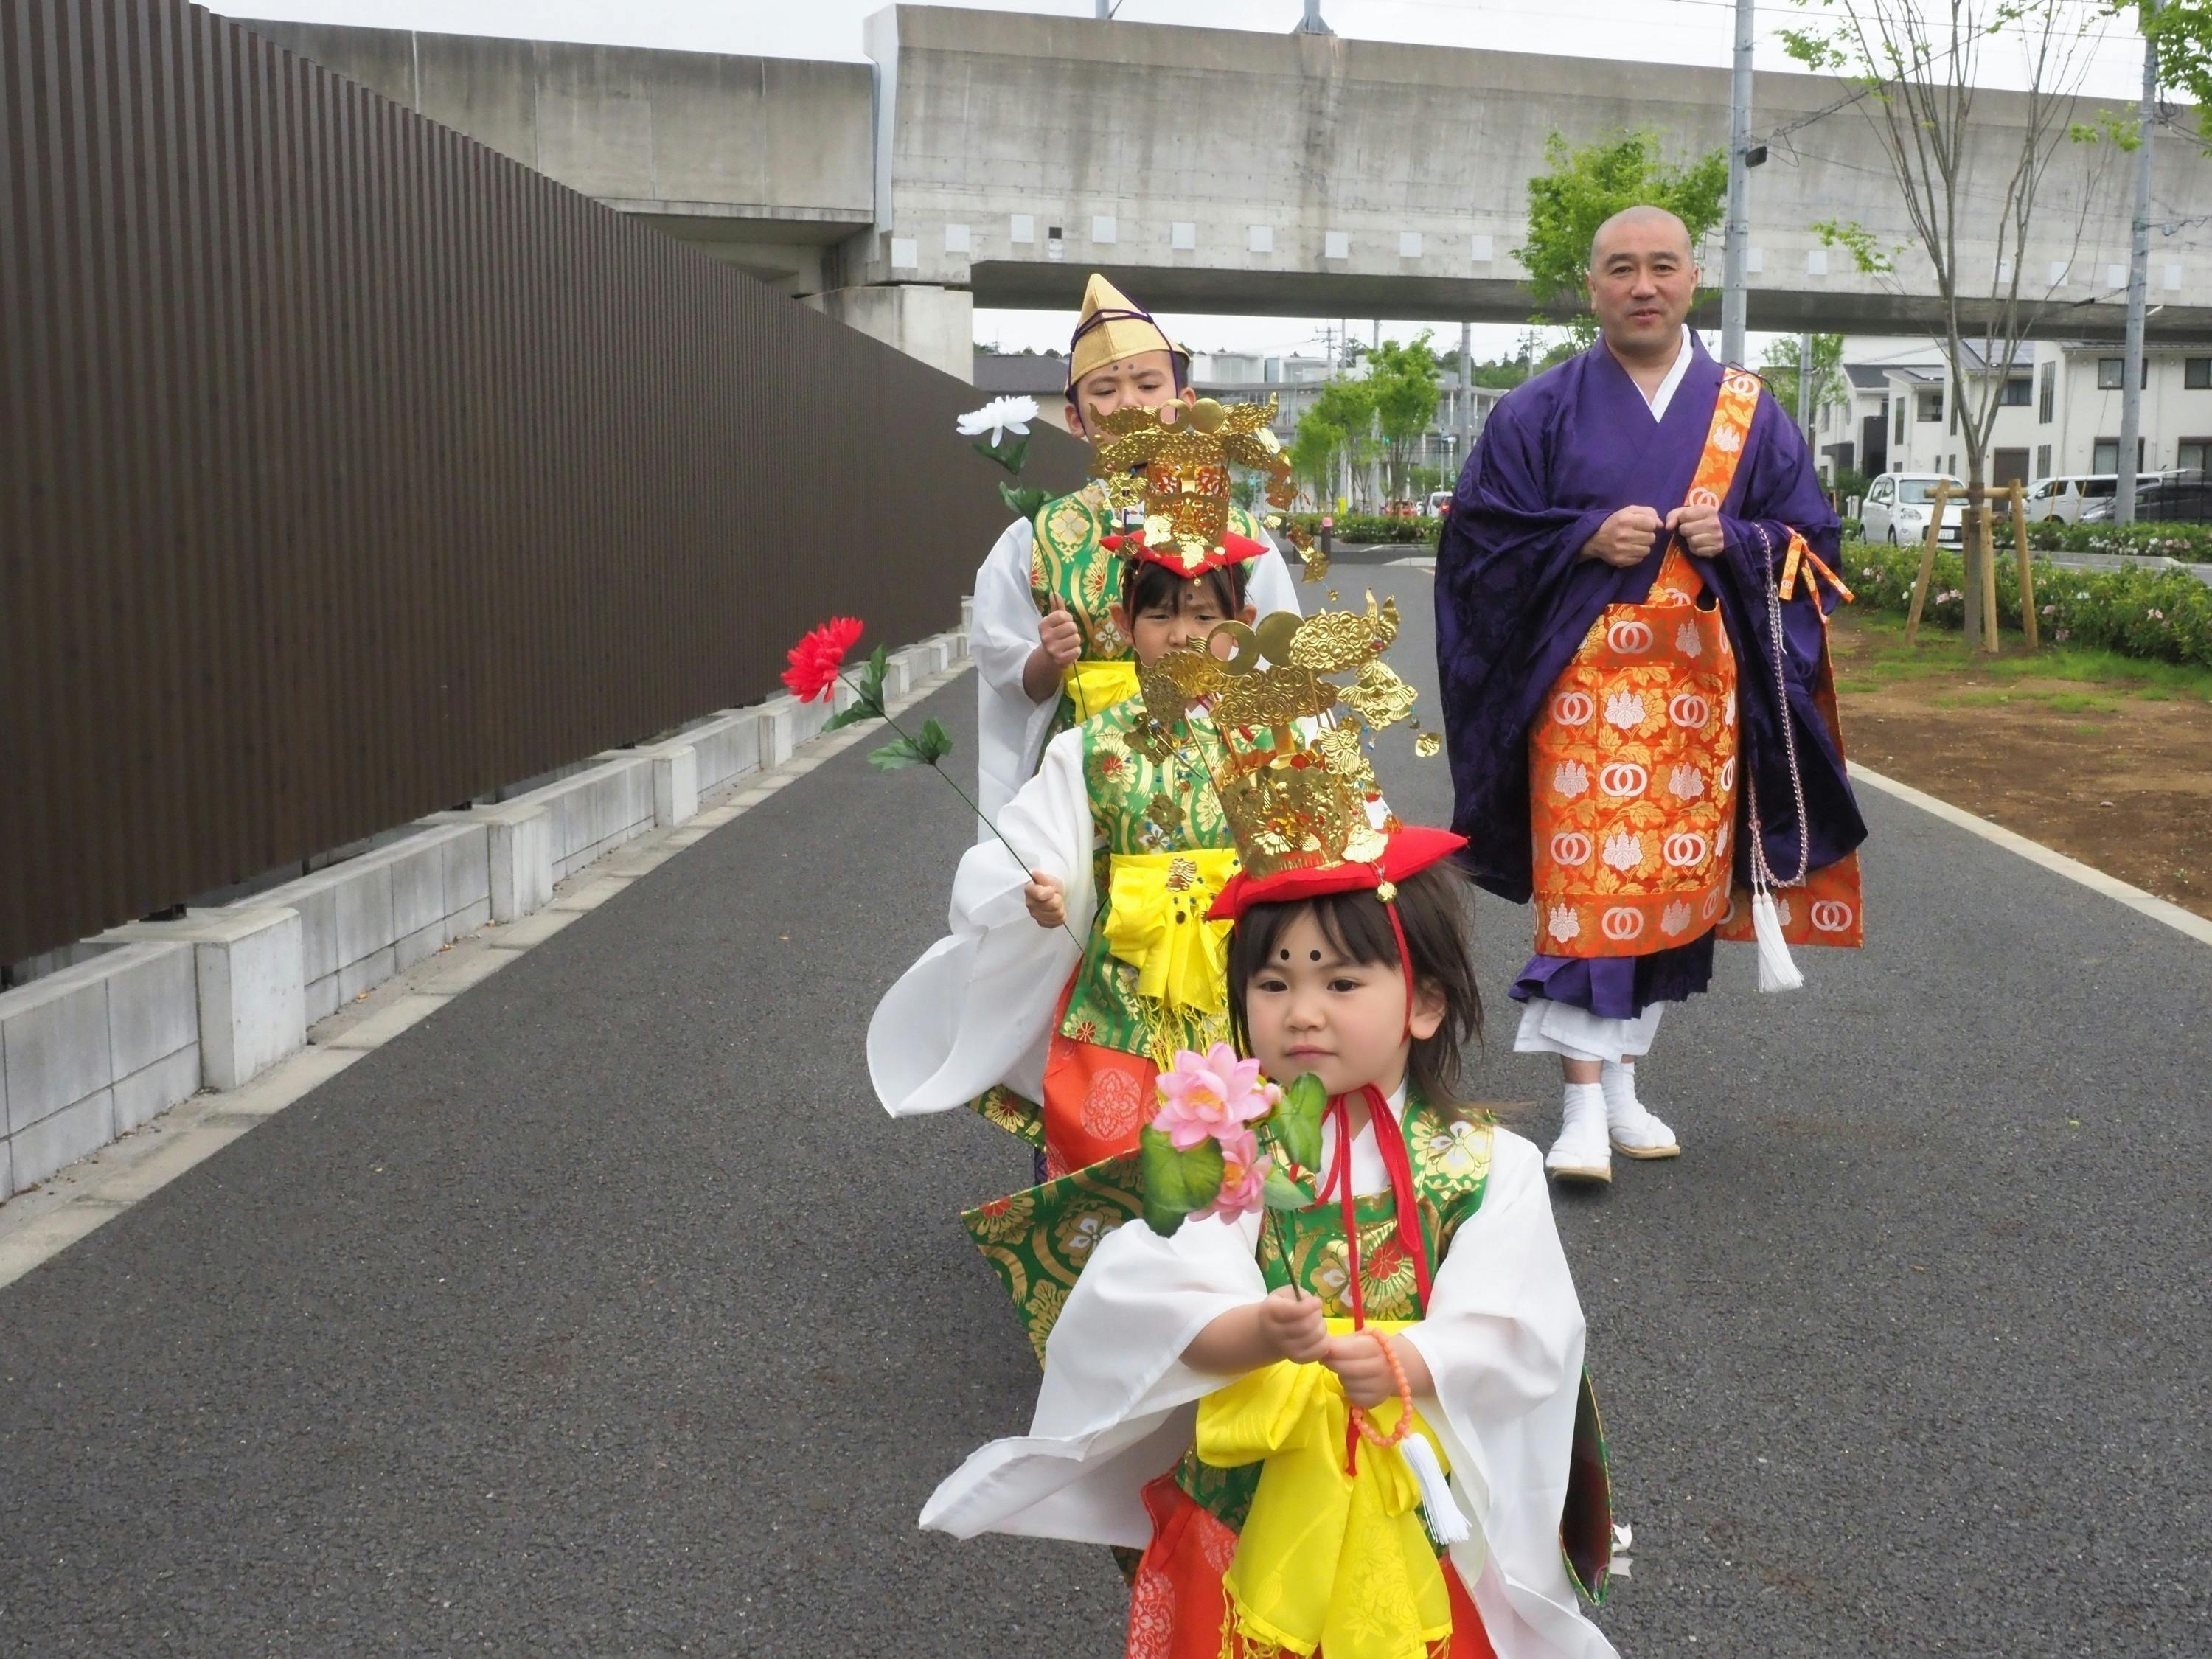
[1322,1332,1398,1409]
[1581,504,1665,568]
[1036,599,1082,669]
[1023,870,1067,930]
[1663,501,1727,557]
[1259,1286,1332,1365]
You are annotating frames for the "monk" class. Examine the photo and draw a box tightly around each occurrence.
[1435,204,1867,1185]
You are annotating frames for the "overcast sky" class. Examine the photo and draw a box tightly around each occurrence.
[208,0,2160,361]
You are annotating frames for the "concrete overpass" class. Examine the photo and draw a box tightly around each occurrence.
[247,7,2212,380]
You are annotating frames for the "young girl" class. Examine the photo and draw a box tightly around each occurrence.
[870,532,1268,1173]
[920,824,1618,1659]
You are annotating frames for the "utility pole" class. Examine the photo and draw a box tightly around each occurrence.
[1458,319,1473,476]
[1796,329,1815,449]
[2117,5,2158,526]
[1721,0,1756,366]
[1295,0,1332,35]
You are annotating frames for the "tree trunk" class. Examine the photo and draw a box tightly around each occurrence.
[1963,463,1989,651]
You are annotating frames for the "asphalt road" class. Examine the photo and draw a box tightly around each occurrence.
[0,567,2206,1656]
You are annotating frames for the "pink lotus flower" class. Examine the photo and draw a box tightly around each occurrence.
[1198,1128,1271,1222]
[1152,1043,1277,1151]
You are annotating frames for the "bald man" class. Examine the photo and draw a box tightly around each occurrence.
[1435,205,1866,1185]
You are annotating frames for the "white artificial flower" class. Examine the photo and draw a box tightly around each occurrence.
[1604,690,1647,729]
[1601,832,1642,873]
[956,394,1039,446]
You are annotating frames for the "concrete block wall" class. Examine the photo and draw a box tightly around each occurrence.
[1,943,201,1194]
[0,619,967,1201]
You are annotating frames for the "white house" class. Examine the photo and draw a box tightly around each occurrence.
[1865,339,2212,484]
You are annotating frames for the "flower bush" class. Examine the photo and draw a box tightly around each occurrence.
[1845,538,2212,669]
[2020,518,2212,560]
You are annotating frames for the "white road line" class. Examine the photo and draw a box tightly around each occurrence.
[1849,762,2212,949]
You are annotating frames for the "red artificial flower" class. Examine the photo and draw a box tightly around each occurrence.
[782,616,864,703]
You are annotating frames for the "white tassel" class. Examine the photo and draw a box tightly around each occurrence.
[1398,1432,1471,1546]
[1750,888,1804,993]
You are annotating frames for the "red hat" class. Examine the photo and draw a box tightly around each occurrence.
[1101,528,1271,579]
[1207,825,1465,923]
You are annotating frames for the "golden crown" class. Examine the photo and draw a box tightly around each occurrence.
[1090,398,1298,575]
[1134,596,1421,880]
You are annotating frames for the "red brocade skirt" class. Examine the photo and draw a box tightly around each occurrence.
[1040,977,1161,1173]
[1125,1475,1498,1659]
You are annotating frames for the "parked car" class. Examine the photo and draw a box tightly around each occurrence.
[2078,472,2212,524]
[1860,473,1968,546]
[2023,473,2160,525]
[1427,490,1453,518]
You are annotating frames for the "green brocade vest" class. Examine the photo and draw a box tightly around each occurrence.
[1029,484,1269,743]
[1060,699,1239,1060]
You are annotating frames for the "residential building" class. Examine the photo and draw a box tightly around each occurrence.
[1856,338,2212,485]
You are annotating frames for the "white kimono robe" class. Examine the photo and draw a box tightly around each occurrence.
[970,514,1306,833]
[921,1113,1621,1659]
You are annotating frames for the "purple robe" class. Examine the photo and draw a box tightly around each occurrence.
[1434,335,1866,1019]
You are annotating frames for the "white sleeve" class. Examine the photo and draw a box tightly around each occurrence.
[867,728,1098,1117]
[1246,544,1307,619]
[921,1206,1267,1548]
[1399,1132,1619,1659]
[971,517,1061,830]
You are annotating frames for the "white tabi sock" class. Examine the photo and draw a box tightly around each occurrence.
[1546,1083,1613,1180]
[1601,1061,1680,1155]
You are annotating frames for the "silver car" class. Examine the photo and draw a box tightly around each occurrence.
[1860,472,1967,546]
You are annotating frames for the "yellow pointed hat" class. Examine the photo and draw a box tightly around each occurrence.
[1068,273,1177,387]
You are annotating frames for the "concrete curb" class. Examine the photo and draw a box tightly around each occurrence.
[0,625,973,1281]
[1849,762,2212,949]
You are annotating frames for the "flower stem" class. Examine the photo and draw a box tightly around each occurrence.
[839,670,1085,953]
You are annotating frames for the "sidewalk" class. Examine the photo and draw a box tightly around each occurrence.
[0,570,2205,1655]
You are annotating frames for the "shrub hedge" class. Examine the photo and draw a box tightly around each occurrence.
[1843,538,2212,669]
[1285,513,1442,546]
[2020,518,2212,558]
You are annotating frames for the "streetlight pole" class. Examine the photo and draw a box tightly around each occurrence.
[2117,5,2158,526]
[1721,0,1756,366]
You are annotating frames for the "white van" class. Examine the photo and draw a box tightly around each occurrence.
[1860,473,1967,546]
[2023,474,2159,525]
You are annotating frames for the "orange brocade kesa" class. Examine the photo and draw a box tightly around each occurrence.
[1528,542,1739,958]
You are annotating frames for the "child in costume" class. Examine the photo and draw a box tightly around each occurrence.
[920,610,1617,1659]
[970,273,1305,830]
[872,397,1295,1173]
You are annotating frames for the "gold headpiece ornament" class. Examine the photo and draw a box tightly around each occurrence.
[1090,397,1298,576]
[1133,596,1422,882]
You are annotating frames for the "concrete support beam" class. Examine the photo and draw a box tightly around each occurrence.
[810,284,973,382]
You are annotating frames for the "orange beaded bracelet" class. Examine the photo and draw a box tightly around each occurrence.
[1349,1329,1416,1448]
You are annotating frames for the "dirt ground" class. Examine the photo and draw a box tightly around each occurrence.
[1829,612,2212,921]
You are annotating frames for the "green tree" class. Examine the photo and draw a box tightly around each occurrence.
[2118,1,2212,150]
[1516,129,1728,347]
[1781,0,2124,648]
[1290,378,1377,507]
[1759,333,1848,425]
[1367,333,1444,500]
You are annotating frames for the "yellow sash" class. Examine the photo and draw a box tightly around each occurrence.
[1066,658,1141,724]
[1197,1319,1455,1659]
[1101,849,1239,1015]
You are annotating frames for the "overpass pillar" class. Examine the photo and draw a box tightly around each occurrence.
[810,285,974,383]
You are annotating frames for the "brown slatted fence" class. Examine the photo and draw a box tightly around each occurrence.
[0,0,1085,967]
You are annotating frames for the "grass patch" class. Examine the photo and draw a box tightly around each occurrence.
[1837,611,2212,703]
